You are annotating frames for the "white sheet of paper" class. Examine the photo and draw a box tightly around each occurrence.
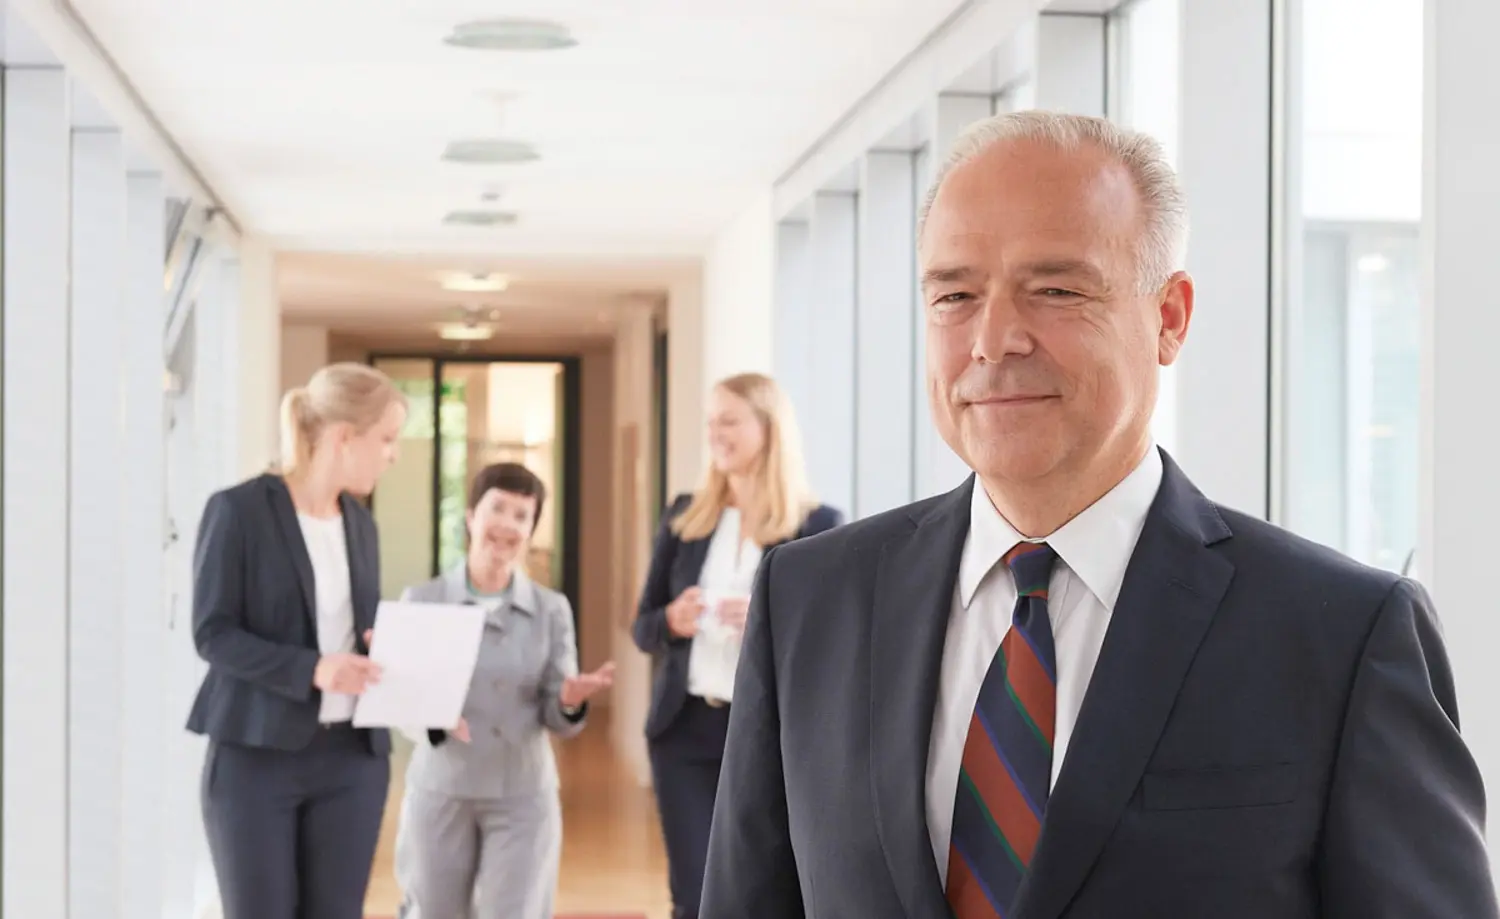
[352,601,487,729]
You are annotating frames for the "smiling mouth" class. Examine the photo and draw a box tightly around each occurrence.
[970,395,1058,406]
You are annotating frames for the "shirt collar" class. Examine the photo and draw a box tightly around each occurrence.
[447,564,539,617]
[958,446,1164,611]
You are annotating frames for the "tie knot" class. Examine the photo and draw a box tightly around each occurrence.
[1004,541,1057,598]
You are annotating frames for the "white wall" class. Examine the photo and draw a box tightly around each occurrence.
[702,193,776,386]
[280,322,329,395]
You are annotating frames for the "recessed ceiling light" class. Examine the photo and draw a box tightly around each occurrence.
[444,19,577,51]
[1357,253,1389,273]
[442,209,518,227]
[440,272,510,293]
[438,323,496,341]
[443,139,539,165]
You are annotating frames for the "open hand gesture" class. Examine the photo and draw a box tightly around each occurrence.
[560,662,616,709]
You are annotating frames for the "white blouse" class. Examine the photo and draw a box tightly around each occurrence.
[298,513,357,723]
[687,508,763,702]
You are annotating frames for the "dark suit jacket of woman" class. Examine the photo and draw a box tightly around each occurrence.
[184,473,390,756]
[632,492,844,743]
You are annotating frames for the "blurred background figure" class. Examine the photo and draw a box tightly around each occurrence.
[632,373,845,919]
[396,462,614,919]
[187,363,406,919]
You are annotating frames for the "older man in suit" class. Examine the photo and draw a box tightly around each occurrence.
[699,110,1497,919]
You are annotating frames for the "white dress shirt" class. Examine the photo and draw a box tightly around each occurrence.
[925,447,1164,883]
[297,512,357,723]
[687,508,763,702]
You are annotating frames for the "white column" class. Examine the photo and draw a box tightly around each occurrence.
[915,94,991,498]
[120,171,168,919]
[1172,0,1272,517]
[236,238,280,477]
[855,150,917,517]
[666,277,705,496]
[2,65,72,919]
[805,191,857,516]
[1420,0,1500,872]
[774,218,813,430]
[1034,12,1108,116]
[68,124,128,919]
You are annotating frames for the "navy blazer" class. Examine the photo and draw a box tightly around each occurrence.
[185,473,390,756]
[632,493,844,742]
[701,450,1497,919]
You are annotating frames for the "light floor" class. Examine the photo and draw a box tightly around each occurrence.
[365,709,673,919]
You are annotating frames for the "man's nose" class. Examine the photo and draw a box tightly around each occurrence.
[971,295,1034,364]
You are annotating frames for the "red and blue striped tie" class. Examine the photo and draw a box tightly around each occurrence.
[946,541,1059,919]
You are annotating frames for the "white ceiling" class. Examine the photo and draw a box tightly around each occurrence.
[70,0,975,259]
[278,250,674,334]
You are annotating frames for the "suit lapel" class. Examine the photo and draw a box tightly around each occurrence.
[340,493,375,645]
[268,477,318,631]
[1015,455,1234,919]
[870,479,974,919]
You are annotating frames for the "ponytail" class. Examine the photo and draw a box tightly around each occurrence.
[275,363,405,475]
[279,387,316,473]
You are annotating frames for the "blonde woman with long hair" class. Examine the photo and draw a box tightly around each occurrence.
[185,362,406,919]
[631,372,844,919]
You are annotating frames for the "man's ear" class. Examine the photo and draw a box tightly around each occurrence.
[1157,271,1194,367]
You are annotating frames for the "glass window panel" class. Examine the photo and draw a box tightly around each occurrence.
[1282,0,1421,571]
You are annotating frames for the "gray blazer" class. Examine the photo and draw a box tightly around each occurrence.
[401,566,586,799]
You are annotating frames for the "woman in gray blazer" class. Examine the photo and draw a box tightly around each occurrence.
[395,462,615,919]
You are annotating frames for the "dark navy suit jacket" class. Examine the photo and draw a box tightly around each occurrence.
[632,493,844,743]
[185,473,390,756]
[701,451,1497,919]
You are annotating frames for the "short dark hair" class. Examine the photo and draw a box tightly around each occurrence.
[467,462,547,530]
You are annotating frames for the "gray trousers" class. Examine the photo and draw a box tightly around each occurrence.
[396,786,562,919]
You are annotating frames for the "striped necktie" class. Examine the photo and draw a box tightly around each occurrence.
[946,541,1060,919]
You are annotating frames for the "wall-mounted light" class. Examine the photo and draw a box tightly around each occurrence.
[444,19,577,51]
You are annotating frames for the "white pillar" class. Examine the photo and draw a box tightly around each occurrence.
[915,94,991,498]
[855,150,917,517]
[120,170,168,919]
[236,238,280,477]
[774,218,813,432]
[666,277,705,497]
[1420,0,1500,872]
[805,191,857,516]
[2,64,72,919]
[1172,0,1272,517]
[68,124,128,919]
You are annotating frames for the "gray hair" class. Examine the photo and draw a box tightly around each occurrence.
[917,110,1188,293]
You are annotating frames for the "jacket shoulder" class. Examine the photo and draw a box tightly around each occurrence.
[778,492,950,564]
[207,473,279,515]
[1215,505,1404,619]
[402,575,449,602]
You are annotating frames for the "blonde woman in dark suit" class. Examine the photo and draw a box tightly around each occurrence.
[632,372,845,919]
[187,363,406,919]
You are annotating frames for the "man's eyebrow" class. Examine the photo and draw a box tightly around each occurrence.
[920,265,978,287]
[1021,259,1105,283]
